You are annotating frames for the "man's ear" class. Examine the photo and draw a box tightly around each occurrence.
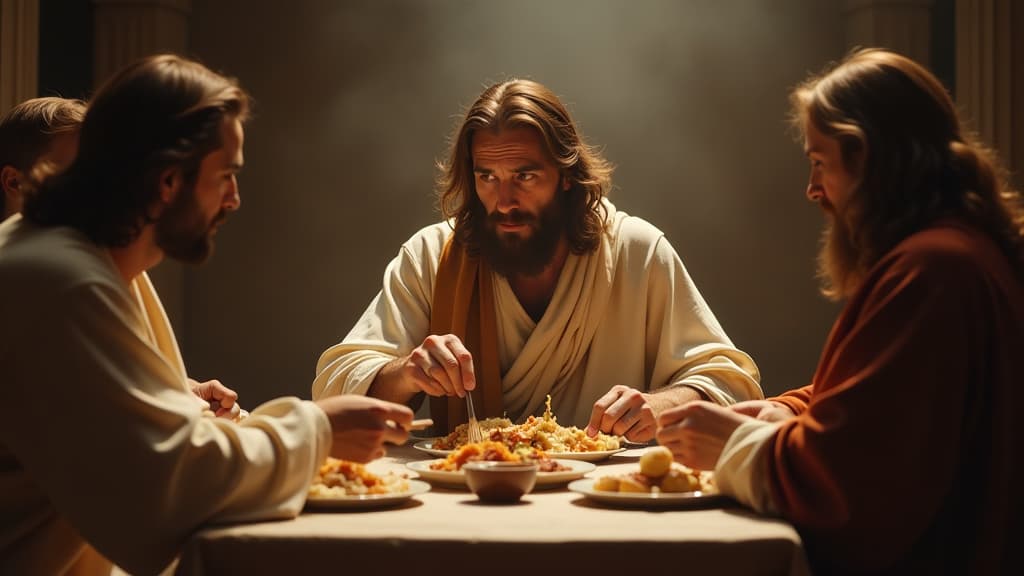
[561,172,572,192]
[158,166,182,203]
[1,165,25,205]
[1,165,23,195]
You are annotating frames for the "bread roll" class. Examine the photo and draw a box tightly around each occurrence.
[639,446,673,477]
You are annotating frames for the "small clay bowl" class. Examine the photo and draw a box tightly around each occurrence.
[463,461,539,503]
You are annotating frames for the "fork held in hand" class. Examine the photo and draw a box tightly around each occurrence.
[466,392,484,444]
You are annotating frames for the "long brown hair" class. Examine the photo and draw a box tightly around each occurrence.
[791,48,1024,298]
[436,79,613,255]
[24,54,250,247]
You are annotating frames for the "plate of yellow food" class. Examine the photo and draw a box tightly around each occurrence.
[568,447,728,508]
[407,440,595,487]
[414,396,625,462]
[306,457,430,509]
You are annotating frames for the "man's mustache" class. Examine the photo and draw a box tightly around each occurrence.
[211,210,228,229]
[488,210,534,225]
[819,197,835,214]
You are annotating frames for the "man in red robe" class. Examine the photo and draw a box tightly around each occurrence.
[656,48,1024,575]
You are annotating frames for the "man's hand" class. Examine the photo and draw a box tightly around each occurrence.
[189,378,242,420]
[374,334,476,401]
[585,385,657,442]
[655,401,751,470]
[314,395,414,462]
[729,399,796,422]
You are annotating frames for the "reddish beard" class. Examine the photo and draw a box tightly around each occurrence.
[816,206,862,301]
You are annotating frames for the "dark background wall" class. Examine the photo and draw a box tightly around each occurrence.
[38,0,92,99]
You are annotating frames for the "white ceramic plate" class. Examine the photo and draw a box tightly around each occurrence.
[304,479,431,510]
[567,478,729,508]
[411,439,626,462]
[412,439,453,458]
[542,448,627,462]
[406,459,595,488]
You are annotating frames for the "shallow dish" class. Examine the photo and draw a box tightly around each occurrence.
[567,478,729,508]
[407,458,595,488]
[305,479,430,510]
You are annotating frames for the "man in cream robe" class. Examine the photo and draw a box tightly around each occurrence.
[315,80,761,437]
[0,55,412,575]
[0,217,331,575]
[316,199,761,433]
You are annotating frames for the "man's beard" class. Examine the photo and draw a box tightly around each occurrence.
[815,198,861,301]
[477,194,567,278]
[155,182,226,264]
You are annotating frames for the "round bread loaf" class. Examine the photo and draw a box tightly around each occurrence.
[639,446,673,477]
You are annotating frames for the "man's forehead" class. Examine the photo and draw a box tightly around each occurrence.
[221,117,244,164]
[471,126,550,164]
[200,121,244,168]
[802,122,831,155]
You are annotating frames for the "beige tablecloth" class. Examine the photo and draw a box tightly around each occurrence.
[177,443,809,576]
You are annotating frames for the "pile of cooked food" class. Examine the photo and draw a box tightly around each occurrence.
[433,396,620,453]
[593,447,713,494]
[429,440,570,472]
[308,457,410,497]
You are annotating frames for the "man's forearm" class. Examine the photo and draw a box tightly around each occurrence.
[366,357,418,404]
[646,384,706,415]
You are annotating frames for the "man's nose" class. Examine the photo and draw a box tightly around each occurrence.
[805,183,818,201]
[806,173,822,202]
[224,180,241,211]
[495,180,517,212]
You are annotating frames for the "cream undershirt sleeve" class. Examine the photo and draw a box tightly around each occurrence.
[714,419,782,514]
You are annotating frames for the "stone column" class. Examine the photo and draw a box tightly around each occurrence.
[843,0,934,64]
[0,0,39,113]
[92,0,191,338]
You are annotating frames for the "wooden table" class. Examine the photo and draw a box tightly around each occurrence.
[177,443,809,576]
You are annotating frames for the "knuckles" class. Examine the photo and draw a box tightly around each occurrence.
[423,334,445,347]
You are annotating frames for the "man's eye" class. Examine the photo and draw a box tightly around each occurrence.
[477,173,495,182]
[517,173,536,181]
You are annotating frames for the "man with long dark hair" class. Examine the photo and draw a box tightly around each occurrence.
[0,55,413,575]
[314,79,762,438]
[657,49,1024,574]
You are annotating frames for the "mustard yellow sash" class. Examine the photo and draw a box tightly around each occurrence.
[428,236,503,433]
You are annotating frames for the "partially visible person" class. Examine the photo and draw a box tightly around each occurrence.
[0,95,244,420]
[0,55,413,575]
[313,79,762,441]
[657,48,1023,575]
[0,96,85,220]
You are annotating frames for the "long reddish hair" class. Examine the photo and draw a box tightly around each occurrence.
[791,48,1024,298]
